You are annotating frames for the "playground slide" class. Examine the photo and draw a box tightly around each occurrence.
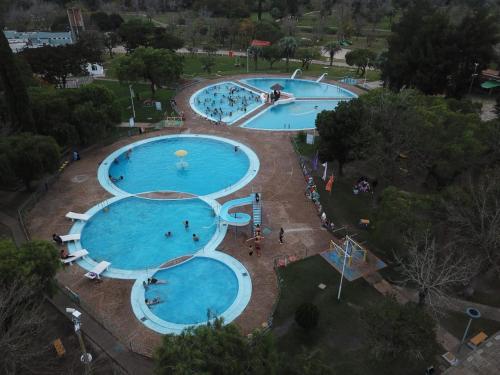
[219,195,254,226]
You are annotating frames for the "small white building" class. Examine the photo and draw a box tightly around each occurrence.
[86,63,105,77]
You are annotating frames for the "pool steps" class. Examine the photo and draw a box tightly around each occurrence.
[252,196,262,235]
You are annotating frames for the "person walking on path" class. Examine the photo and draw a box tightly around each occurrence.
[279,227,284,244]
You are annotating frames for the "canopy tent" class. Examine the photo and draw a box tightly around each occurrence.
[481,81,500,89]
[270,83,284,90]
[250,40,271,47]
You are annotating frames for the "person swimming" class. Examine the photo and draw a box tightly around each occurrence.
[165,231,172,237]
[192,234,199,242]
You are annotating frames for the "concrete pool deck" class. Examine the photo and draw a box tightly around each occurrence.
[27,75,361,357]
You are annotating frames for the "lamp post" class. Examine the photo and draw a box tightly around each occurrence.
[66,308,93,374]
[246,47,250,73]
[129,84,136,119]
[468,62,479,95]
[364,58,370,87]
[458,307,481,353]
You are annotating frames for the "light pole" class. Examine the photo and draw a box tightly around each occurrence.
[66,308,93,374]
[458,307,481,353]
[468,62,479,95]
[129,84,136,119]
[364,58,370,87]
[246,47,250,73]
[337,239,350,301]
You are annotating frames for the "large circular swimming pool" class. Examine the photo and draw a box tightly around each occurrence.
[100,135,259,198]
[80,197,217,270]
[144,257,239,324]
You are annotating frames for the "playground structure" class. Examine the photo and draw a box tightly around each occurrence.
[321,235,386,282]
[330,236,367,267]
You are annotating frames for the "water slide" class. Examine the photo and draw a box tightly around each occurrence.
[219,195,254,226]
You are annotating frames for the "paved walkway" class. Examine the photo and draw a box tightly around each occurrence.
[49,291,154,375]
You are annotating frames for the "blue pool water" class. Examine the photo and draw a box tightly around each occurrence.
[240,78,356,98]
[81,197,217,270]
[243,100,340,130]
[107,137,250,195]
[145,257,239,324]
[190,82,263,124]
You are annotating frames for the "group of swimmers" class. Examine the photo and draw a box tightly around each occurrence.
[164,220,200,242]
[197,85,260,120]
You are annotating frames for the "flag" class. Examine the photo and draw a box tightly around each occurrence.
[322,162,328,181]
[325,174,335,192]
[312,151,319,170]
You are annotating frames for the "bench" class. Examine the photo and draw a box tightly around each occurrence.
[53,338,65,357]
[467,331,488,349]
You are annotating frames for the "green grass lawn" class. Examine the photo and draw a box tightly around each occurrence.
[273,255,437,374]
[94,79,174,123]
[181,54,381,81]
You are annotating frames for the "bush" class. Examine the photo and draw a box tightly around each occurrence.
[270,7,283,19]
[296,131,307,143]
[295,302,319,330]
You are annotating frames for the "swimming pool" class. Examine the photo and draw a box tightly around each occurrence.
[144,257,239,324]
[101,135,259,198]
[80,197,218,270]
[240,78,357,99]
[243,100,341,130]
[190,81,264,124]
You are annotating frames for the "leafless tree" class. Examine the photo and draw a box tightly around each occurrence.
[445,169,500,275]
[0,280,54,374]
[394,231,479,314]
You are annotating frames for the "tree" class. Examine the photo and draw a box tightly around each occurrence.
[0,280,54,375]
[281,348,334,375]
[0,27,35,132]
[324,41,341,66]
[91,11,124,31]
[116,47,183,96]
[296,47,320,70]
[28,84,120,146]
[363,297,437,362]
[371,187,435,253]
[248,45,262,70]
[447,7,499,97]
[21,44,90,88]
[278,36,297,72]
[103,31,121,58]
[119,18,155,52]
[345,48,376,76]
[0,239,60,293]
[394,232,479,309]
[154,318,279,374]
[295,303,320,330]
[382,1,499,96]
[151,27,184,50]
[316,100,365,176]
[253,21,284,44]
[261,45,282,69]
[444,169,500,274]
[1,134,60,191]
